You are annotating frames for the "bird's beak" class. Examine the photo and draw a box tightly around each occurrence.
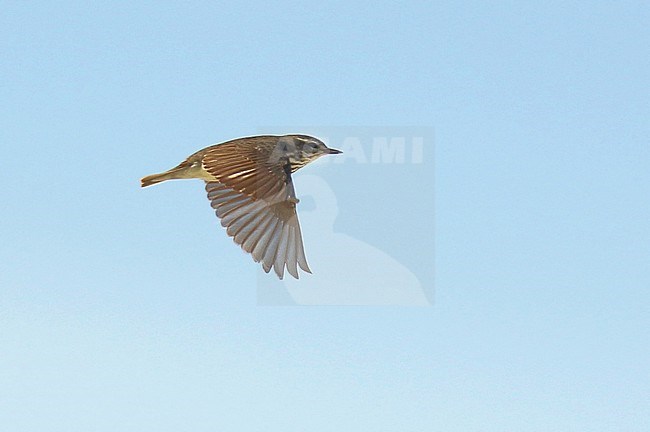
[327,148,342,154]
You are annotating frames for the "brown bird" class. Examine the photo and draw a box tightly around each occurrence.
[141,134,342,279]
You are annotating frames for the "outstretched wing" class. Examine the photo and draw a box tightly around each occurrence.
[204,179,311,280]
[201,136,311,278]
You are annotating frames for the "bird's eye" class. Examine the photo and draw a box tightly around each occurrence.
[303,141,318,154]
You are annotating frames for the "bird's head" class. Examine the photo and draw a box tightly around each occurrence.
[275,135,342,171]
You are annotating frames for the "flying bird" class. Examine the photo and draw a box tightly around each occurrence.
[141,134,342,279]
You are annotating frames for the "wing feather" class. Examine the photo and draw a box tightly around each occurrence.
[273,223,291,279]
[250,217,280,263]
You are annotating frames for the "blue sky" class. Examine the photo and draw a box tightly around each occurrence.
[1,1,649,430]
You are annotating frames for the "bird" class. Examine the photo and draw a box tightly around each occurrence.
[141,134,342,279]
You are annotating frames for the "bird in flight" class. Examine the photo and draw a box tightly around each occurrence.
[141,134,342,279]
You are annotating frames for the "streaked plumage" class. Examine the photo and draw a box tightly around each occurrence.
[141,134,341,279]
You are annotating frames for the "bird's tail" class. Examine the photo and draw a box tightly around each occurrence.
[140,165,189,188]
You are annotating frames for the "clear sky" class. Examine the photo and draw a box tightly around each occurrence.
[1,1,648,431]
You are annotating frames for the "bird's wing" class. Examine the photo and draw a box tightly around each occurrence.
[201,138,288,200]
[204,178,311,280]
[201,138,310,278]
